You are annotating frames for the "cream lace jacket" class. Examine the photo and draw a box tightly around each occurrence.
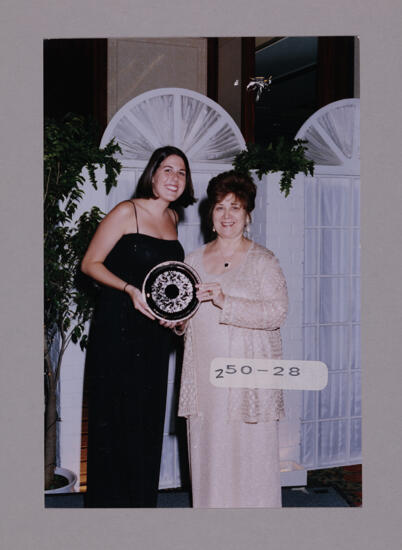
[178,241,289,423]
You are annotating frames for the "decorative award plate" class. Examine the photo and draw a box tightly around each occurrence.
[142,261,201,322]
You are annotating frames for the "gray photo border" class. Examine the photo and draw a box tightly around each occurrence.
[1,1,402,548]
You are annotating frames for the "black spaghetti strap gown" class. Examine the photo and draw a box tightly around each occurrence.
[85,202,184,507]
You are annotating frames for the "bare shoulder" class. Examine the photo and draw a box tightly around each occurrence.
[104,200,134,220]
[97,200,134,231]
[113,199,135,215]
[82,200,135,260]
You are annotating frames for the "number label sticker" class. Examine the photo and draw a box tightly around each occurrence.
[210,358,328,390]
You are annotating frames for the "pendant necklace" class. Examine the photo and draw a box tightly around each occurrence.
[217,238,244,269]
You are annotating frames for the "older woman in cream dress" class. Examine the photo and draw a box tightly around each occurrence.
[178,171,288,508]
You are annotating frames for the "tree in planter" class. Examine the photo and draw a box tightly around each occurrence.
[44,114,121,490]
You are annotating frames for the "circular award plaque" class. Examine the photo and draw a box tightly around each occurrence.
[142,261,201,322]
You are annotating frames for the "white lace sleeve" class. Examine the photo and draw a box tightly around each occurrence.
[178,321,198,418]
[219,254,288,330]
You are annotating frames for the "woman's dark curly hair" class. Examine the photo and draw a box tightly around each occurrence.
[134,145,196,208]
[206,171,257,233]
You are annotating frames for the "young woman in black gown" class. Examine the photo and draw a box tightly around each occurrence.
[81,146,196,507]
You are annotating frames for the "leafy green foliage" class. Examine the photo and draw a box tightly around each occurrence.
[44,113,122,487]
[232,138,315,196]
[44,113,122,364]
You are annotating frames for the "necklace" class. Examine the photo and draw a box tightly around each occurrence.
[217,238,244,268]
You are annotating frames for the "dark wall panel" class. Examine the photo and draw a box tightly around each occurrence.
[44,39,107,136]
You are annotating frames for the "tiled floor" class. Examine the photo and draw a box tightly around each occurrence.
[46,485,350,508]
[77,462,362,507]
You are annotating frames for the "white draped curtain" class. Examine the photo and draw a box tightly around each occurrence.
[301,174,361,468]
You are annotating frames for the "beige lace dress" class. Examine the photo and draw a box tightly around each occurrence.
[178,241,288,508]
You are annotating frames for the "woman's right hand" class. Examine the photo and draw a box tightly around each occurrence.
[196,282,225,309]
[125,284,156,320]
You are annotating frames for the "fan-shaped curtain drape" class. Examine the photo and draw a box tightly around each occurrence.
[101,88,245,163]
[296,99,359,171]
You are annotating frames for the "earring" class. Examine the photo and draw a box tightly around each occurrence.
[244,221,251,239]
[212,227,216,233]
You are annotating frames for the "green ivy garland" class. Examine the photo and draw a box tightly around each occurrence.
[232,138,315,197]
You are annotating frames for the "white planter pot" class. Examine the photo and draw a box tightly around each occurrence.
[45,467,77,494]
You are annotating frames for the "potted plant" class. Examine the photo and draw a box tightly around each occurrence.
[44,114,121,491]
